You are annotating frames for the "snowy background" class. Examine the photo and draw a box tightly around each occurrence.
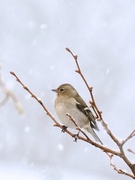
[0,0,135,179]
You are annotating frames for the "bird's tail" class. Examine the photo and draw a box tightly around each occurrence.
[84,125,103,145]
[92,130,103,145]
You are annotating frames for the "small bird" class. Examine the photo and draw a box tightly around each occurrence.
[52,83,103,144]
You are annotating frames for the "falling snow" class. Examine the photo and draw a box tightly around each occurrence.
[0,1,135,180]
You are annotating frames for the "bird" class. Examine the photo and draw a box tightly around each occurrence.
[52,83,103,144]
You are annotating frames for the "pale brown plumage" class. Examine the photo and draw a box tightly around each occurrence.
[52,83,103,144]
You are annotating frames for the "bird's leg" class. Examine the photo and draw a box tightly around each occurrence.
[61,125,67,133]
[72,130,80,142]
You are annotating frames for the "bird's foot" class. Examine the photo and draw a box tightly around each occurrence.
[72,132,80,142]
[61,125,67,133]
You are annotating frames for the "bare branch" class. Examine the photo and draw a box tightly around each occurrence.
[66,48,91,93]
[10,71,58,125]
[122,130,135,145]
[10,48,135,179]
[0,94,9,106]
[66,48,135,178]
[127,149,135,155]
[0,69,23,114]
[110,155,135,179]
[66,48,123,144]
[10,71,122,156]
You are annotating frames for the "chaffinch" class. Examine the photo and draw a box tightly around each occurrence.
[52,83,102,144]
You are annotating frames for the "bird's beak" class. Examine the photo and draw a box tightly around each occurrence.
[52,88,58,93]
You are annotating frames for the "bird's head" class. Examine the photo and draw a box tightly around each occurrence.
[52,83,78,97]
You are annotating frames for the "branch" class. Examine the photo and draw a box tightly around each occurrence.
[65,48,123,144]
[10,71,121,156]
[0,68,23,114]
[10,48,135,179]
[127,149,135,155]
[66,47,135,179]
[122,130,135,145]
[110,155,135,179]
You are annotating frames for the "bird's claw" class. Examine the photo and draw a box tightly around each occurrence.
[72,133,79,142]
[61,125,67,133]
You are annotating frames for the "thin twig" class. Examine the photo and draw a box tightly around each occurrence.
[110,155,135,179]
[10,48,135,179]
[127,149,135,155]
[66,47,121,144]
[66,113,91,141]
[0,94,9,106]
[66,48,92,95]
[10,71,121,156]
[122,130,135,145]
[0,71,23,114]
[66,47,135,178]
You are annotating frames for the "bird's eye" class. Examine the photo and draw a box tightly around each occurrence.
[60,88,64,92]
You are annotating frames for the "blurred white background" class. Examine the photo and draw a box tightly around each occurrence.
[0,0,135,179]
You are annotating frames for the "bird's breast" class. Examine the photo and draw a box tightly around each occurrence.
[54,100,89,128]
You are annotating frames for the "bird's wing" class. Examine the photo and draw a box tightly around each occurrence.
[76,102,99,131]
